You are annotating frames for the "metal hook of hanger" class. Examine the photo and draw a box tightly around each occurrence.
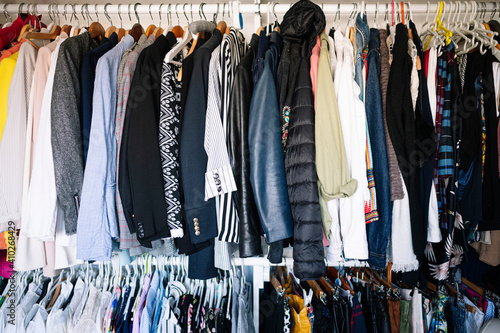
[183,3,189,23]
[222,3,226,20]
[492,2,497,19]
[104,3,112,26]
[166,4,171,26]
[47,4,53,22]
[72,4,78,25]
[94,4,99,22]
[396,2,400,23]
[190,3,194,22]
[374,2,378,26]
[134,3,140,25]
[18,3,25,16]
[63,4,69,23]
[200,2,207,21]
[273,2,278,22]
[3,4,11,23]
[333,3,340,27]
[213,3,219,23]
[33,3,41,28]
[149,3,153,22]
[159,3,164,26]
[175,4,180,25]
[118,3,123,28]
[85,4,93,24]
[55,3,60,24]
[80,4,86,26]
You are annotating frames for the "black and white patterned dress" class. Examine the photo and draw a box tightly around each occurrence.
[159,58,183,237]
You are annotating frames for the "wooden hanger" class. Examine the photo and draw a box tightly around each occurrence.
[462,277,484,296]
[270,272,284,295]
[350,267,370,284]
[172,26,184,38]
[327,267,354,295]
[361,267,383,289]
[276,266,287,288]
[152,26,164,38]
[61,25,72,36]
[370,269,396,293]
[444,282,476,313]
[89,22,105,41]
[146,24,156,37]
[217,20,227,35]
[18,24,34,42]
[256,26,265,35]
[105,25,116,38]
[128,23,144,43]
[306,280,325,300]
[318,277,335,297]
[22,24,61,40]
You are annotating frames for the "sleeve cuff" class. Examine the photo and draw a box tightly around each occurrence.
[204,165,237,200]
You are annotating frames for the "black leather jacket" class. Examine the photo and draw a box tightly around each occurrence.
[228,34,263,258]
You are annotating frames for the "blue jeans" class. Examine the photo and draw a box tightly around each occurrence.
[355,13,369,101]
[365,28,392,269]
[450,299,467,333]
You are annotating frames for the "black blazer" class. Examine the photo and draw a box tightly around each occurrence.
[118,33,177,247]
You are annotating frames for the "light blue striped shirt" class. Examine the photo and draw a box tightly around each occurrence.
[77,34,134,260]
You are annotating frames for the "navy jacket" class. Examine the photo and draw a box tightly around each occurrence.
[180,29,223,279]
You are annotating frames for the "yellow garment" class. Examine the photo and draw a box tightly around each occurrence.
[315,33,357,239]
[0,52,18,142]
[288,294,312,333]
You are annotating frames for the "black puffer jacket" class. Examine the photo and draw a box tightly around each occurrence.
[281,0,325,280]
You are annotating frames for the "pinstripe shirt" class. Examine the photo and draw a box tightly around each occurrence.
[115,34,163,255]
[204,29,245,244]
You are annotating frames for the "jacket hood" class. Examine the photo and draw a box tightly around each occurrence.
[280,0,326,57]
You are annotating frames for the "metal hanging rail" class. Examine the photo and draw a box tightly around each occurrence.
[2,2,499,20]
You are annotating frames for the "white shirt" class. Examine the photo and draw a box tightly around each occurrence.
[328,31,369,261]
[0,37,48,231]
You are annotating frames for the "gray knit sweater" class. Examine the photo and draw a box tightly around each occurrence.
[379,29,405,201]
[51,32,99,234]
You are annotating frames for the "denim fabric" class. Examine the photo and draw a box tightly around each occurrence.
[365,28,392,269]
[355,13,370,101]
[451,299,466,333]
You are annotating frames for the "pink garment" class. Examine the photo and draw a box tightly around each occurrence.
[322,230,330,246]
[310,35,321,107]
[0,250,12,278]
[28,35,66,278]
[30,38,59,156]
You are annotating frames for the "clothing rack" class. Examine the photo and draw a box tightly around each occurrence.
[2,2,500,32]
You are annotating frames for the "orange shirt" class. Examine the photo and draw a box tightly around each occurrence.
[0,39,25,63]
